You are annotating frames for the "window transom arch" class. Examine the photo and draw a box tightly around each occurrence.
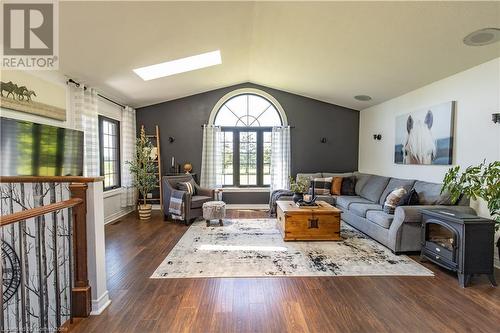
[209,88,287,127]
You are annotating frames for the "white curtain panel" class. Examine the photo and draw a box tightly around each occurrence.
[70,84,99,177]
[270,126,291,191]
[121,106,137,207]
[200,125,223,189]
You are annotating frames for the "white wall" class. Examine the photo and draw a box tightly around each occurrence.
[359,58,500,267]
[97,97,135,224]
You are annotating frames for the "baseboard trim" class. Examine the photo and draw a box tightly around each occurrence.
[225,204,269,210]
[104,207,135,225]
[90,291,111,315]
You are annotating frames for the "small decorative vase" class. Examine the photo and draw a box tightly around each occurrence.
[292,192,304,203]
[138,204,152,220]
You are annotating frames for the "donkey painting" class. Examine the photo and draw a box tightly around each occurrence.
[402,110,436,164]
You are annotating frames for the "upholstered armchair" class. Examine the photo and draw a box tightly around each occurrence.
[162,175,214,224]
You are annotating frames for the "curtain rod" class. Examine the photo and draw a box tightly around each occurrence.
[67,78,126,109]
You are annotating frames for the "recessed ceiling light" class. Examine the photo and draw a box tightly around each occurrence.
[354,95,372,101]
[133,50,222,80]
[463,28,500,46]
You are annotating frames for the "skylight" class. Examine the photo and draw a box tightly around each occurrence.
[133,50,222,81]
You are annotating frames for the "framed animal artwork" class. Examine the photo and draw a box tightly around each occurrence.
[394,101,455,165]
[0,70,66,121]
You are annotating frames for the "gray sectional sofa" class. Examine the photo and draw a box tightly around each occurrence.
[272,171,475,253]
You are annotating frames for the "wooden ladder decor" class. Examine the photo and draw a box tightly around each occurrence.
[141,125,163,210]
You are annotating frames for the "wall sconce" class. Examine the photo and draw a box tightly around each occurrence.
[373,134,382,141]
[168,136,175,143]
[320,137,327,143]
[492,113,500,124]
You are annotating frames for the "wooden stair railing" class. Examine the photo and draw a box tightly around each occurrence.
[0,176,103,332]
[0,198,83,227]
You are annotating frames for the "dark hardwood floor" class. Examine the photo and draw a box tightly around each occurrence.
[69,210,500,333]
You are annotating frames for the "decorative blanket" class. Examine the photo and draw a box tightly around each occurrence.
[269,189,293,216]
[169,189,186,220]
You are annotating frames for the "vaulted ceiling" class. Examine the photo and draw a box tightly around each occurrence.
[59,1,500,110]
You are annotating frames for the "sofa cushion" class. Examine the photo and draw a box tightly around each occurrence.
[322,172,354,178]
[354,172,372,195]
[359,175,391,202]
[336,196,373,210]
[311,177,333,195]
[383,188,407,214]
[341,176,356,195]
[397,189,420,206]
[315,195,336,205]
[378,178,416,204]
[191,195,212,208]
[349,203,383,218]
[331,177,343,195]
[296,173,322,183]
[366,210,394,229]
[413,181,452,205]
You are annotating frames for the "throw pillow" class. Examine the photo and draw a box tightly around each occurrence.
[340,176,356,195]
[310,177,333,195]
[177,179,197,195]
[383,187,407,214]
[331,177,343,195]
[397,189,420,206]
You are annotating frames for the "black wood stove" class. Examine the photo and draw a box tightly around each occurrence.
[420,209,497,287]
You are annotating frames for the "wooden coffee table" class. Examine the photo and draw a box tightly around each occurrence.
[276,200,342,241]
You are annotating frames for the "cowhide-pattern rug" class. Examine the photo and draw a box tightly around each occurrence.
[151,219,433,278]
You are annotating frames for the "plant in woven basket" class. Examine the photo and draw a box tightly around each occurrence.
[127,127,157,219]
[441,160,500,255]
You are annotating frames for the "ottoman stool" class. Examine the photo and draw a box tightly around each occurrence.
[202,201,226,226]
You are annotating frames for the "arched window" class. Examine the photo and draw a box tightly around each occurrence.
[209,89,286,187]
[214,94,283,127]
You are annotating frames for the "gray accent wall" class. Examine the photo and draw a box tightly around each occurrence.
[136,82,359,204]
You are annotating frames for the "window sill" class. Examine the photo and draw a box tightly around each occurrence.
[103,187,123,198]
[222,187,270,193]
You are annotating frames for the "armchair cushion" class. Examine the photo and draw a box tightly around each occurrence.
[196,187,215,199]
[177,179,197,195]
[191,195,212,209]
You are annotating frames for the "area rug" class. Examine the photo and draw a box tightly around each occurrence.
[151,219,433,278]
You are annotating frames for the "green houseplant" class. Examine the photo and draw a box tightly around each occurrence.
[441,160,500,257]
[289,176,310,203]
[127,127,157,220]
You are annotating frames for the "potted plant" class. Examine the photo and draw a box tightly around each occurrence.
[127,127,157,220]
[289,177,310,203]
[442,160,500,259]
